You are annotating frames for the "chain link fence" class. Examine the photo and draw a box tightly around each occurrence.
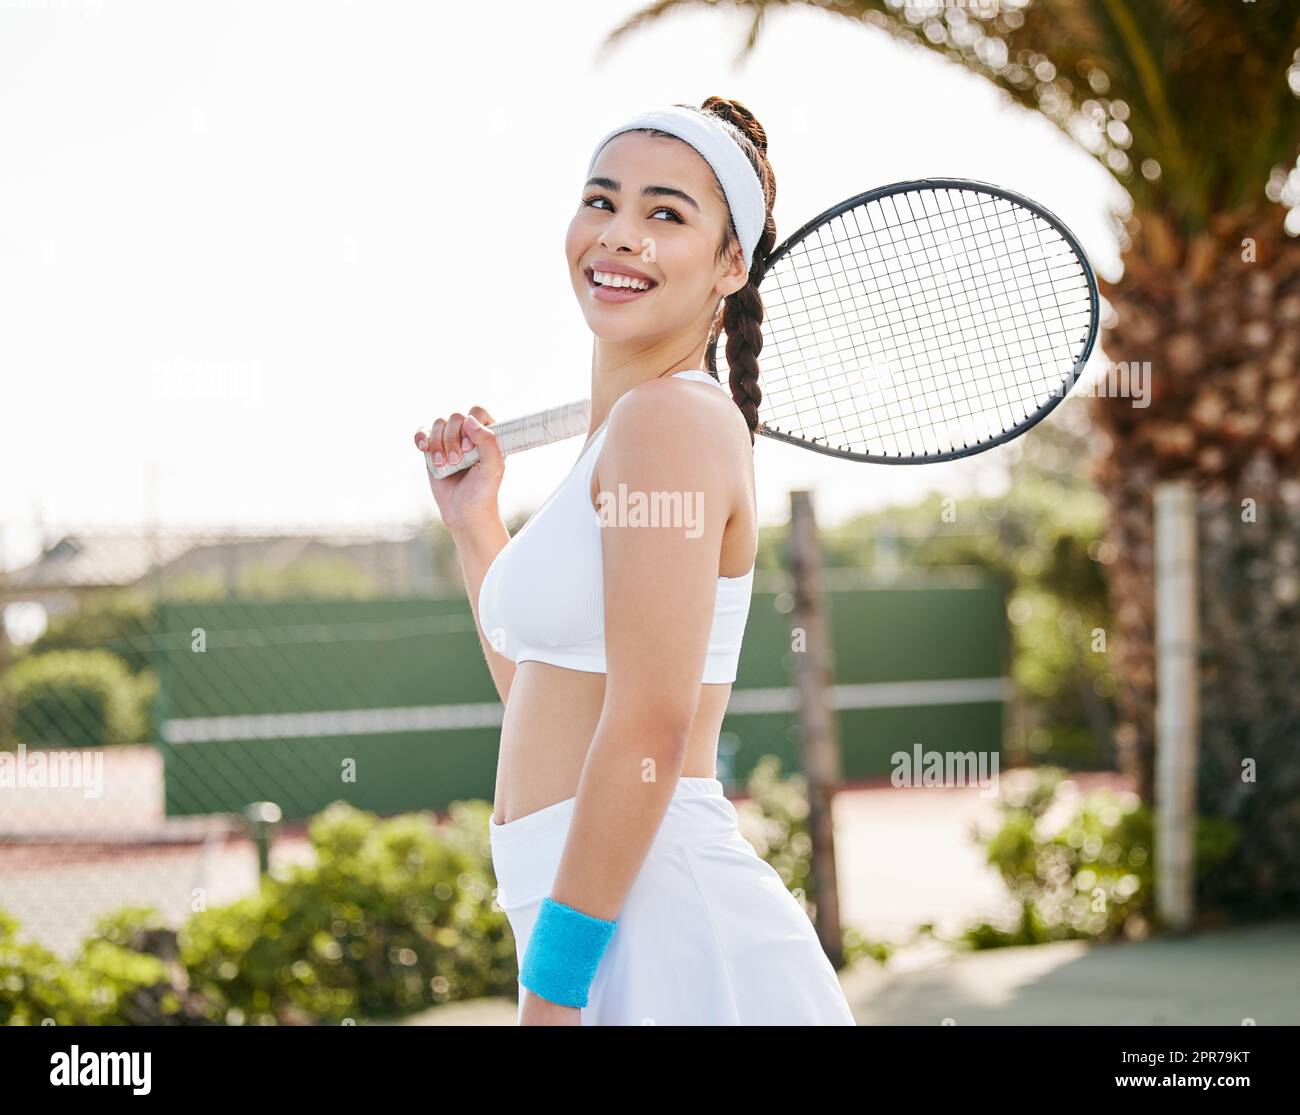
[0,520,1012,966]
[0,523,441,959]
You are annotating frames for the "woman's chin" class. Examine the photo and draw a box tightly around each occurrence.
[584,321,649,343]
[577,305,656,342]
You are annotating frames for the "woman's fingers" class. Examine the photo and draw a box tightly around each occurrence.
[464,406,501,465]
[420,417,448,465]
[441,412,468,466]
[460,416,493,470]
[416,407,496,470]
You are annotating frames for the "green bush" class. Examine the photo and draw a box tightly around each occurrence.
[181,799,516,1024]
[29,590,157,676]
[0,908,175,1025]
[962,766,1238,948]
[3,649,154,747]
[2,799,516,1025]
[736,756,816,905]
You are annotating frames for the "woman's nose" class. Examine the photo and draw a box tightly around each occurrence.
[599,214,645,255]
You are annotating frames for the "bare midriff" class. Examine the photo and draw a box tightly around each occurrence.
[490,666,735,827]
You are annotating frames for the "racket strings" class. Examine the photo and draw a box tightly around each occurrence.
[840,198,1037,455]
[790,209,1085,453]
[718,185,1094,459]
[866,192,1083,422]
[777,196,1084,452]
[866,193,1081,451]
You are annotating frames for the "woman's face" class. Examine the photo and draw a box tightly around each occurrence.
[566,131,749,344]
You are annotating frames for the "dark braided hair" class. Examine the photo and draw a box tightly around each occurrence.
[637,97,776,445]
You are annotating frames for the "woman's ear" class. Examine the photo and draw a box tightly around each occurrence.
[717,244,750,299]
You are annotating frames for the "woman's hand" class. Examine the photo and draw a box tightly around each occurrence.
[518,990,583,1026]
[414,406,504,531]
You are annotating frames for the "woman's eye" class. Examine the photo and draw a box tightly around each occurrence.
[582,195,683,223]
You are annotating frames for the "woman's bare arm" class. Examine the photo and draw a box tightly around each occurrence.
[417,404,517,707]
[540,380,744,943]
[451,517,517,706]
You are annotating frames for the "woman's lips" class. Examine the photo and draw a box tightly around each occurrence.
[586,268,657,304]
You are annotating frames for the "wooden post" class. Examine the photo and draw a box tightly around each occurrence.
[1154,480,1198,932]
[787,490,846,967]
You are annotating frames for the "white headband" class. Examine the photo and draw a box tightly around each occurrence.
[586,105,767,271]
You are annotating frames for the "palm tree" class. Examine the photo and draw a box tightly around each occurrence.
[605,1,1300,912]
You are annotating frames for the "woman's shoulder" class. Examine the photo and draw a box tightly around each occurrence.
[606,372,751,462]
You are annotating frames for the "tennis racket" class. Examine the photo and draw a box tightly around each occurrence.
[426,177,1098,478]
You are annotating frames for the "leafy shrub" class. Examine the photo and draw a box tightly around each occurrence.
[3,799,515,1025]
[29,590,157,676]
[737,756,816,905]
[0,908,177,1025]
[963,766,1238,948]
[3,649,154,747]
[180,799,515,1024]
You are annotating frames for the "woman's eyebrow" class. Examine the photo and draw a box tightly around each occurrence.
[584,176,700,212]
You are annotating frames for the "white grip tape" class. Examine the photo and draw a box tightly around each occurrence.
[425,398,593,479]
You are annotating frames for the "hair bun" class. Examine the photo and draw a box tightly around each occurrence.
[699,96,768,154]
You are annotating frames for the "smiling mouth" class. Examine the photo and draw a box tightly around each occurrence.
[586,267,658,293]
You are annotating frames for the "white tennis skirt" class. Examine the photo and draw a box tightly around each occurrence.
[488,775,856,1026]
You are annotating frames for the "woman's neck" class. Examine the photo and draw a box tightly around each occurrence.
[588,334,712,435]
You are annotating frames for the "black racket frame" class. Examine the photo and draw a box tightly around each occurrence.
[705,177,1101,464]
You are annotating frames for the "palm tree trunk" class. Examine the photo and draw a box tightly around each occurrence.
[1093,204,1300,908]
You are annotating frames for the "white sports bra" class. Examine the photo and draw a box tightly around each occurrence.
[477,370,755,684]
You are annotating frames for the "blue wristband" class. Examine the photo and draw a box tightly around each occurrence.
[519,896,618,1008]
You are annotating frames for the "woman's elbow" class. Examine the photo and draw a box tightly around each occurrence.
[603,699,694,756]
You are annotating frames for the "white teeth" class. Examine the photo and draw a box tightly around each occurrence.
[593,270,652,290]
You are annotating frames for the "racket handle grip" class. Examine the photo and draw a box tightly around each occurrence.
[425,398,593,479]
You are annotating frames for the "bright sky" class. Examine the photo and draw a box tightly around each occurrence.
[0,0,1125,572]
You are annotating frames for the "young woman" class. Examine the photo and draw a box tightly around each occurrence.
[415,97,855,1026]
